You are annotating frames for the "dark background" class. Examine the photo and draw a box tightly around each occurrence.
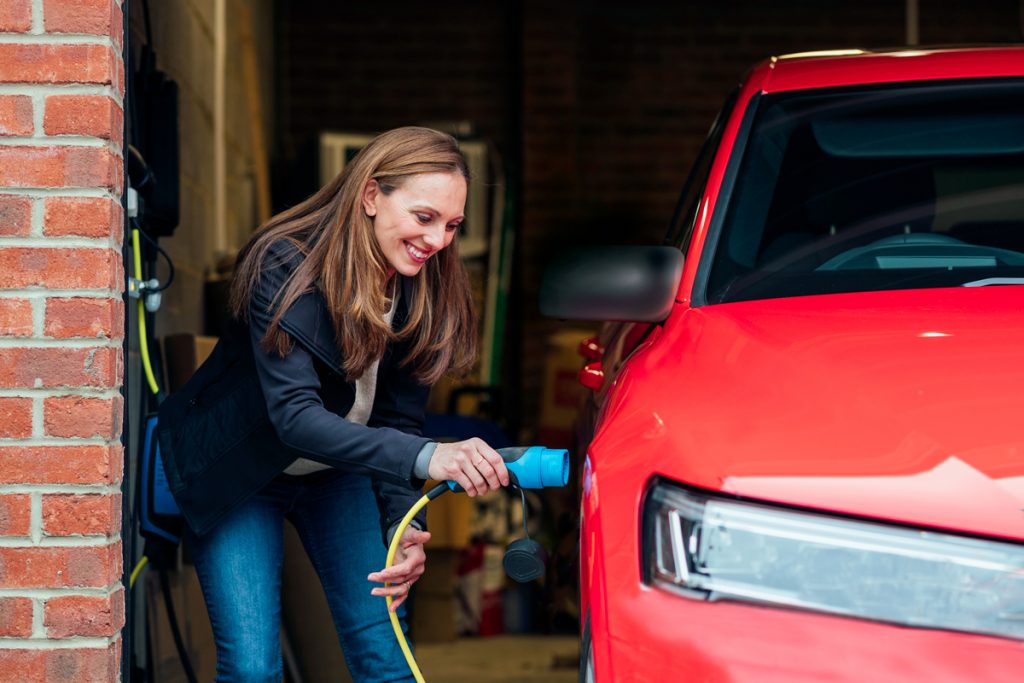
[272,0,1023,437]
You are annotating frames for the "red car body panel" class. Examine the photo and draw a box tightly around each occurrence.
[597,286,1024,542]
[583,47,1024,681]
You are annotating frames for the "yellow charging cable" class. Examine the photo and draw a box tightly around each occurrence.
[132,228,161,396]
[130,228,160,593]
[384,483,451,683]
[129,555,149,589]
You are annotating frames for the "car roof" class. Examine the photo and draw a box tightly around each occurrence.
[750,46,1024,93]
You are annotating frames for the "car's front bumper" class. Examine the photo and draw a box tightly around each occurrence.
[594,585,1024,682]
[582,467,1024,682]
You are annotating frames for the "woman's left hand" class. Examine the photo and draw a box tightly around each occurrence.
[368,527,431,612]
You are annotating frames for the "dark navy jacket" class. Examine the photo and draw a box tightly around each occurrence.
[157,241,430,538]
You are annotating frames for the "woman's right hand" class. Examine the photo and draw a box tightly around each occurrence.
[427,438,509,497]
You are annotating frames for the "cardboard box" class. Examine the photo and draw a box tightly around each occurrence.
[163,333,219,392]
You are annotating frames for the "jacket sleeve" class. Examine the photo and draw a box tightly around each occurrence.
[248,249,430,490]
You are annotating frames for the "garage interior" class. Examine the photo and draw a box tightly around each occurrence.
[121,1,1022,681]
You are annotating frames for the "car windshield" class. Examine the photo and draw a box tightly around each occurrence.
[706,78,1024,303]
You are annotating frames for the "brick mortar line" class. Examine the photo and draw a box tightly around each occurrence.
[30,394,42,439]
[0,587,112,598]
[0,536,119,548]
[0,288,121,297]
[0,84,123,108]
[30,597,43,638]
[29,296,43,336]
[0,336,125,344]
[0,636,114,649]
[0,34,118,48]
[0,187,116,198]
[29,0,42,34]
[0,436,115,445]
[29,93,43,141]
[29,491,41,543]
[0,236,118,247]
[0,292,119,299]
[0,485,121,495]
[29,195,42,237]
[0,338,122,348]
[0,388,122,398]
[36,91,124,107]
[0,136,116,148]
[7,392,123,402]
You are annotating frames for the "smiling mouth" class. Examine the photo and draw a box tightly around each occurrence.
[405,241,431,263]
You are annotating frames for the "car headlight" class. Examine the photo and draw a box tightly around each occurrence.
[643,478,1024,640]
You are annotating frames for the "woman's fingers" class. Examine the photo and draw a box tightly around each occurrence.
[390,592,409,612]
[401,528,431,547]
[460,457,488,496]
[370,564,423,613]
[370,583,407,597]
[368,560,421,584]
[474,441,509,488]
[368,525,430,612]
[480,443,510,487]
[428,439,511,496]
[368,564,407,583]
[371,579,415,612]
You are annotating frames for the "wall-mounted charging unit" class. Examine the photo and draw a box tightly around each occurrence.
[140,414,182,545]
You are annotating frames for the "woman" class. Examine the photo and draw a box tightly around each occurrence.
[157,126,508,682]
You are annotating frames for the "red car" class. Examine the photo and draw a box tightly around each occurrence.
[542,47,1024,682]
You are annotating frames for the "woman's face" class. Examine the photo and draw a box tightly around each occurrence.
[361,171,467,278]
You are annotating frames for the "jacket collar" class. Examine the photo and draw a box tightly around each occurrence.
[277,276,413,377]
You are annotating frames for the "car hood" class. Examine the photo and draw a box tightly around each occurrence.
[597,286,1024,542]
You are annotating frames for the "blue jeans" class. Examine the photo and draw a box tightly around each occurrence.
[186,470,415,682]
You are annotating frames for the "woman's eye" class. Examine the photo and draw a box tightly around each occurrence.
[446,223,462,232]
[416,214,432,224]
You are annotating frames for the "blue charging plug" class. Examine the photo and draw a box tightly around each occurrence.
[444,446,570,582]
[446,446,569,492]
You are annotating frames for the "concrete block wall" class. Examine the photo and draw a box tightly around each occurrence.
[0,0,126,680]
[131,0,274,338]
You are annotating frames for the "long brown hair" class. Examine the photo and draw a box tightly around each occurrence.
[230,126,476,384]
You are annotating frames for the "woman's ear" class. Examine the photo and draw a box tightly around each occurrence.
[361,179,379,218]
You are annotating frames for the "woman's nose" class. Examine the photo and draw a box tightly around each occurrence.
[423,224,446,249]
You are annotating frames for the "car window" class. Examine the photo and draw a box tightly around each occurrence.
[705,78,1024,303]
[665,89,738,253]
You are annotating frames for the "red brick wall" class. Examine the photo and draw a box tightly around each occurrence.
[277,0,514,163]
[0,0,125,679]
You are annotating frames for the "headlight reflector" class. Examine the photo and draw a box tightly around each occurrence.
[644,479,1024,640]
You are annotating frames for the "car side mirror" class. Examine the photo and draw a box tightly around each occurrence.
[540,246,684,322]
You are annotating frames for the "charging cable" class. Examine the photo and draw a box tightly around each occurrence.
[130,228,162,396]
[383,446,569,681]
[384,483,450,683]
